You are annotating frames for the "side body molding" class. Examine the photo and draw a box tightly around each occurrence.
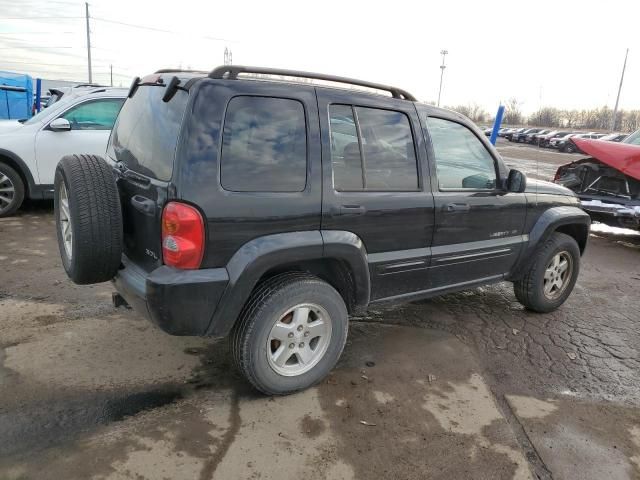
[509,206,591,280]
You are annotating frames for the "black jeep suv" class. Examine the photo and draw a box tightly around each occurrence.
[54,66,590,395]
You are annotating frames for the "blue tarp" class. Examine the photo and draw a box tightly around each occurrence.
[0,71,33,120]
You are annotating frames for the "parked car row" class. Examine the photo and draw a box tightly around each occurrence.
[492,127,629,153]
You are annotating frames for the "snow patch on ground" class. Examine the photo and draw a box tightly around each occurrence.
[590,223,640,236]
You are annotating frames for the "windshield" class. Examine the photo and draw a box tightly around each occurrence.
[599,133,618,141]
[23,95,75,125]
[624,129,640,146]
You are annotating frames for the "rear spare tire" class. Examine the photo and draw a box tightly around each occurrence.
[54,154,123,284]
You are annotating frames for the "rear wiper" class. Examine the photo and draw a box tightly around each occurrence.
[128,74,189,102]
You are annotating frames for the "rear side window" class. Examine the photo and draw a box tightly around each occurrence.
[329,105,418,191]
[108,86,188,181]
[220,96,307,192]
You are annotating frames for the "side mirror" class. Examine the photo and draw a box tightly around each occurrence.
[506,169,527,193]
[49,118,71,132]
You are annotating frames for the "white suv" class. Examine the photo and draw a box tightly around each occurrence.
[0,87,126,217]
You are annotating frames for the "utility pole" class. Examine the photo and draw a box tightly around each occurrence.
[224,47,233,66]
[110,64,113,87]
[85,2,92,83]
[437,49,448,107]
[611,48,629,131]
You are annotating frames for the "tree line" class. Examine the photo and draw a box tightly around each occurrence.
[443,97,640,132]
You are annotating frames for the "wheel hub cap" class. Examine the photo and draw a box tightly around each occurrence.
[0,172,15,210]
[543,251,572,300]
[266,303,332,376]
[58,182,73,259]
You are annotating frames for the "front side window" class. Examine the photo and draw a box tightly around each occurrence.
[60,98,124,130]
[329,104,418,191]
[221,96,307,192]
[427,117,497,190]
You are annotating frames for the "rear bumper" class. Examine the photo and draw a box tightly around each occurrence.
[113,255,229,336]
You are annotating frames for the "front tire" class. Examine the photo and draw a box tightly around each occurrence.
[514,232,580,313]
[0,162,25,218]
[230,273,349,395]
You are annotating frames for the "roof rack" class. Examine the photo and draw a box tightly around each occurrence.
[208,65,417,101]
[155,68,209,74]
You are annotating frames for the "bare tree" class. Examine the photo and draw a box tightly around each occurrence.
[528,108,561,127]
[444,103,488,123]
[561,110,578,128]
[503,98,523,125]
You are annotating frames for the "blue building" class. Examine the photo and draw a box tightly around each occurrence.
[0,71,34,120]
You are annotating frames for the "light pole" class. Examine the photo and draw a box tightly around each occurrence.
[611,48,629,131]
[85,2,92,83]
[437,49,448,107]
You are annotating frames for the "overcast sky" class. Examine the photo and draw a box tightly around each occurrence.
[1,0,637,114]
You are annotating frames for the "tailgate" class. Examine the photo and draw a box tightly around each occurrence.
[106,81,189,272]
[117,170,166,272]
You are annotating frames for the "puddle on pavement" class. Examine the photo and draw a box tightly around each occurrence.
[0,386,184,458]
[0,331,249,464]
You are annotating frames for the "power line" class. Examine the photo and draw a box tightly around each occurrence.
[0,59,96,67]
[0,16,83,20]
[0,46,72,49]
[91,16,233,42]
[0,32,74,35]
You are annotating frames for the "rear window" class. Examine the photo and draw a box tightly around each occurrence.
[108,86,188,181]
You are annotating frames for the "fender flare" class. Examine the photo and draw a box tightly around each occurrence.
[205,230,371,336]
[0,148,38,197]
[321,230,371,310]
[510,206,591,279]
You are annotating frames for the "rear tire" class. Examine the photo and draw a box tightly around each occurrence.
[230,273,349,395]
[0,162,25,218]
[54,154,123,284]
[514,232,580,313]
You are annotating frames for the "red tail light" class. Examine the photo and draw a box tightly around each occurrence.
[161,202,205,269]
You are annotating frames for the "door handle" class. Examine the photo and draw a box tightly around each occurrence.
[445,202,470,213]
[131,195,156,216]
[338,204,366,216]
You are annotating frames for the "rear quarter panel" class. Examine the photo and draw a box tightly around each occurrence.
[175,79,322,268]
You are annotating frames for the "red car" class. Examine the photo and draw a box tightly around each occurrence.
[554,130,640,229]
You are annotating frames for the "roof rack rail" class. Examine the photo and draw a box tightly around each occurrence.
[155,68,209,74]
[208,65,416,101]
